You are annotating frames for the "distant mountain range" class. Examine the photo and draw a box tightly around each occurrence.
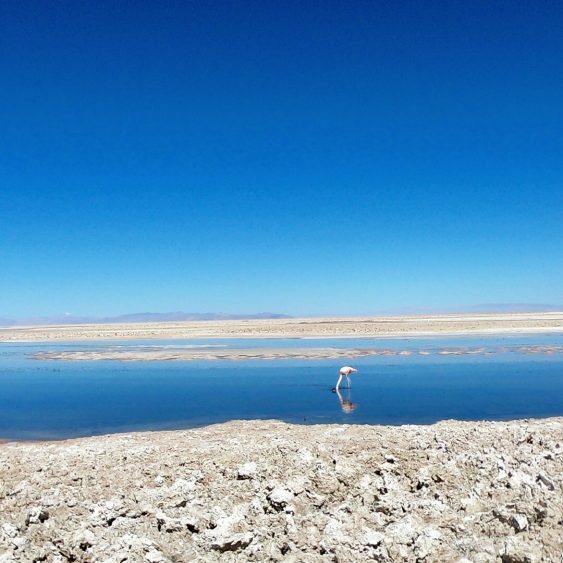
[377,303,563,315]
[0,312,291,327]
[0,305,561,327]
[456,303,563,314]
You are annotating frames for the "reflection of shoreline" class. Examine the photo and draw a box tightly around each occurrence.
[31,344,563,362]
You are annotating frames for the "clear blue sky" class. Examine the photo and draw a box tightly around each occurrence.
[1,0,562,317]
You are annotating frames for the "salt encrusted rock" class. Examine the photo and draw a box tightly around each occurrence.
[267,487,294,511]
[211,531,254,552]
[145,549,170,563]
[26,505,49,525]
[509,513,529,532]
[0,418,562,562]
[502,536,540,563]
[237,461,258,480]
[1,523,18,538]
[536,471,555,490]
[361,528,384,547]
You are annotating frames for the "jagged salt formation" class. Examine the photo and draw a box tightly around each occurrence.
[1,418,562,562]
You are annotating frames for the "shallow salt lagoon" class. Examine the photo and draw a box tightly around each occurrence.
[0,334,562,440]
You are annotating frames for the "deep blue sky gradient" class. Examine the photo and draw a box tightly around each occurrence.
[1,1,562,316]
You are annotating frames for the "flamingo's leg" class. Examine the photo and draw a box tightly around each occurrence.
[335,373,343,391]
[346,375,351,388]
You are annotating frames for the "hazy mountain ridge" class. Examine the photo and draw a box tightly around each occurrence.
[375,303,563,316]
[109,312,292,323]
[1,305,562,327]
[0,312,291,327]
[457,303,563,313]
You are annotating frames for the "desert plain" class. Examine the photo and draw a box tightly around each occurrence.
[1,312,562,342]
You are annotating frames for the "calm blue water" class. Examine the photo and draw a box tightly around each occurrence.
[0,334,562,440]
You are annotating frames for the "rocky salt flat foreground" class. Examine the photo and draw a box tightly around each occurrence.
[1,419,562,562]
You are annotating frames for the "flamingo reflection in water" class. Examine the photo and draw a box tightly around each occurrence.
[332,366,358,413]
[335,387,358,413]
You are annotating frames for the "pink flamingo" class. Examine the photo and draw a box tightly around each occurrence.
[335,366,358,390]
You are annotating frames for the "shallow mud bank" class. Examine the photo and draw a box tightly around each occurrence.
[30,344,563,362]
[1,418,562,562]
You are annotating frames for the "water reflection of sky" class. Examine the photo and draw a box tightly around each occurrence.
[0,334,562,440]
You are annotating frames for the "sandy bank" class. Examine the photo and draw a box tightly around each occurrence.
[1,418,562,562]
[31,343,563,362]
[1,312,563,342]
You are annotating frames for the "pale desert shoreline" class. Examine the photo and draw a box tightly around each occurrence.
[1,311,562,342]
